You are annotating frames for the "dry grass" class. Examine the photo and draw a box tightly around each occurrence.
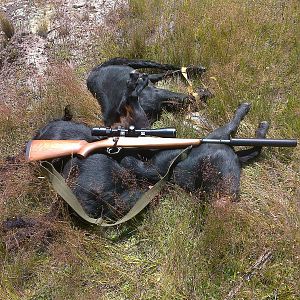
[0,12,14,39]
[33,63,100,126]
[0,0,299,299]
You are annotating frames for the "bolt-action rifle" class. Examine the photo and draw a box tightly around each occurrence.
[26,126,297,162]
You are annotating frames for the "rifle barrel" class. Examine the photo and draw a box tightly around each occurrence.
[201,138,297,147]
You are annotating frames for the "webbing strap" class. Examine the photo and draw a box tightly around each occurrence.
[40,162,104,225]
[181,66,193,88]
[40,146,192,227]
[181,67,201,101]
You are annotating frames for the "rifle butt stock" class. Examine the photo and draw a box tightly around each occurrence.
[26,140,88,161]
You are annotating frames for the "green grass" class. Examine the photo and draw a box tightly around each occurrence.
[0,0,299,299]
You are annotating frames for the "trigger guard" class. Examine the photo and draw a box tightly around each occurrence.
[107,147,121,155]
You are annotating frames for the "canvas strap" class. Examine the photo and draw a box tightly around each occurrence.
[40,146,192,227]
[181,66,201,101]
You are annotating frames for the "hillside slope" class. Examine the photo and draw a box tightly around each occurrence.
[0,1,299,299]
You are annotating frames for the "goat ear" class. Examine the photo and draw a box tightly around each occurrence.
[141,73,148,79]
[63,105,73,121]
[135,75,149,95]
[126,79,137,92]
[129,70,139,81]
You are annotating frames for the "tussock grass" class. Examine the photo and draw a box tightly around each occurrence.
[0,64,99,158]
[33,64,100,126]
[0,0,299,299]
[36,19,49,38]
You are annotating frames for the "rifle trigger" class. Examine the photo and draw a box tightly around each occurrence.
[113,137,119,147]
[107,147,121,155]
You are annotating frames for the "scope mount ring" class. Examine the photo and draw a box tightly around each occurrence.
[107,147,122,155]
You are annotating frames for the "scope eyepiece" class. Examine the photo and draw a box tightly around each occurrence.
[91,126,176,138]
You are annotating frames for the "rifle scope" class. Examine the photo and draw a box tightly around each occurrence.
[92,125,176,138]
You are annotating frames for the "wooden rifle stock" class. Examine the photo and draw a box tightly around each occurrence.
[26,137,297,162]
[26,137,201,161]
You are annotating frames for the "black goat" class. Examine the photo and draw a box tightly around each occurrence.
[61,154,144,220]
[86,58,210,127]
[33,123,146,220]
[120,103,269,203]
[32,103,269,218]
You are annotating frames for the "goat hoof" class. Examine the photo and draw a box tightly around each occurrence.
[256,121,270,136]
[195,87,213,102]
[258,121,269,129]
[238,102,251,112]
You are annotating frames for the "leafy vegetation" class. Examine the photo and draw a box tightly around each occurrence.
[0,0,299,299]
